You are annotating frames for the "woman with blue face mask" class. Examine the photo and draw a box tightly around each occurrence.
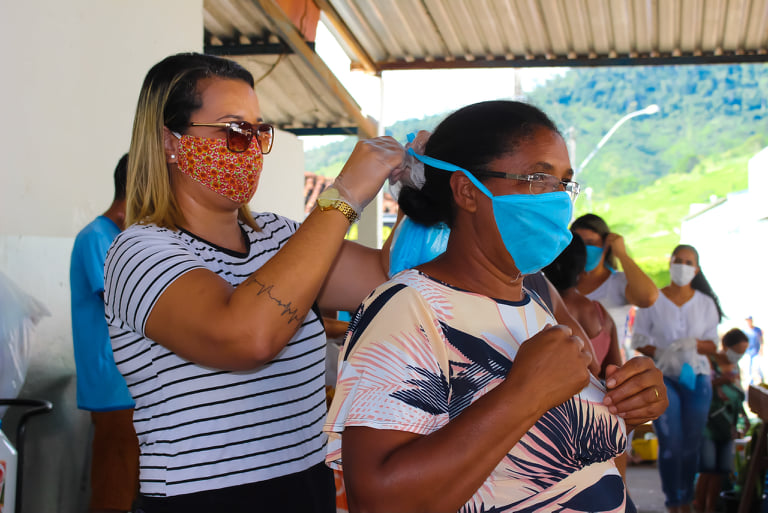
[631,244,723,513]
[323,101,669,513]
[571,214,659,360]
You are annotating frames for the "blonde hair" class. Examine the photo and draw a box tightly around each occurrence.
[126,53,259,231]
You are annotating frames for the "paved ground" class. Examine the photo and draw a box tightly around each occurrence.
[627,461,667,513]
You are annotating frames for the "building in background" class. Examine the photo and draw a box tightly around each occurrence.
[681,146,768,329]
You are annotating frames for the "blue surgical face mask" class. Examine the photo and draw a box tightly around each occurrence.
[584,245,604,272]
[406,149,573,275]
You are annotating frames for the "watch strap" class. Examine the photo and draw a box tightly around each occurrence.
[316,187,359,224]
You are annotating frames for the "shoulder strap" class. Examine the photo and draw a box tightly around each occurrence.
[593,300,605,323]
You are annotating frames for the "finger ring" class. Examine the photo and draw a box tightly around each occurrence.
[653,387,659,400]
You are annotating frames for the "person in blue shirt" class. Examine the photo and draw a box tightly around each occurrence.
[70,154,138,513]
[745,315,764,384]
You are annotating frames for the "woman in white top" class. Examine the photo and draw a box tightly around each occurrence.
[631,244,722,513]
[571,214,659,356]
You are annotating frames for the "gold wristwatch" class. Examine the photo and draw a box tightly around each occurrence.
[316,187,359,224]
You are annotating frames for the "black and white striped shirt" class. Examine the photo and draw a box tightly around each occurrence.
[104,213,328,497]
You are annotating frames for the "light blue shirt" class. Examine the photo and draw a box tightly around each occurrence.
[70,216,134,411]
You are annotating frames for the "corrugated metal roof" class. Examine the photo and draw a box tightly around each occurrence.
[203,0,768,135]
[321,0,768,70]
[204,0,376,136]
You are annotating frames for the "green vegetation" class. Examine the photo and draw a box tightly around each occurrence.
[575,137,756,286]
[306,63,768,276]
[528,64,768,200]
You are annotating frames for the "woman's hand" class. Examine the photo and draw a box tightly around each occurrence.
[696,338,718,355]
[636,344,656,358]
[608,232,659,307]
[389,130,431,190]
[510,324,593,413]
[334,136,405,213]
[602,356,668,430]
[604,233,627,258]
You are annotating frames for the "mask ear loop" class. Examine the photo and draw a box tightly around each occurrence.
[407,149,494,199]
[407,149,530,282]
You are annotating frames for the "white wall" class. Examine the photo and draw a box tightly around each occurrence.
[681,148,768,334]
[251,129,306,221]
[0,2,204,512]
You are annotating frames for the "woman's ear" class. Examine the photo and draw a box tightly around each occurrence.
[162,126,180,164]
[449,172,479,213]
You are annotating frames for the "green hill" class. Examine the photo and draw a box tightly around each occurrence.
[527,64,768,198]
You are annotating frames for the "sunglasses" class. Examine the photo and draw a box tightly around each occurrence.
[188,121,274,154]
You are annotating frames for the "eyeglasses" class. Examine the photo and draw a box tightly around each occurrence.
[474,171,580,200]
[188,121,274,154]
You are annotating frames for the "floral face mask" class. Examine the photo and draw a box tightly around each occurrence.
[173,133,263,204]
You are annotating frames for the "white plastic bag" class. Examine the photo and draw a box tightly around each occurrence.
[653,337,697,380]
[0,272,50,417]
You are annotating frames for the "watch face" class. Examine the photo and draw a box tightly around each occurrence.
[317,198,336,209]
[318,187,342,202]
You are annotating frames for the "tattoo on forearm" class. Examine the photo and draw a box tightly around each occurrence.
[245,279,301,325]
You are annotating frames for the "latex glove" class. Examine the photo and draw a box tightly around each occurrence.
[388,130,431,200]
[669,337,697,353]
[653,337,697,378]
[332,136,405,214]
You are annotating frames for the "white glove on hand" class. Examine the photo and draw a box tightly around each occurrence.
[654,337,697,377]
[388,130,431,200]
[332,136,405,215]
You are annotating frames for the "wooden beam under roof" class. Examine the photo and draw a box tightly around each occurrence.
[312,0,378,75]
[255,0,378,139]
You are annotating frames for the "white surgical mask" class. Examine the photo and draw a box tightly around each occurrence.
[726,348,744,364]
[670,263,697,286]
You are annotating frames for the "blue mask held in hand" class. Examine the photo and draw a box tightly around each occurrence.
[679,362,696,390]
[584,245,604,272]
[407,149,573,275]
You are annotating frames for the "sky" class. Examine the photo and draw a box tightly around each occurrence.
[300,23,567,149]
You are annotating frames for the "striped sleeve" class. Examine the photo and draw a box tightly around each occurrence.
[104,225,204,336]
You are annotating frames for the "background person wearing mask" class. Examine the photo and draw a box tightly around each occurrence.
[543,233,629,482]
[571,213,659,361]
[544,233,622,377]
[70,154,138,513]
[631,244,722,513]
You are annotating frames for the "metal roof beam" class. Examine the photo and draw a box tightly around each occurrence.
[355,52,768,71]
[285,126,359,136]
[255,0,378,139]
[206,41,315,56]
